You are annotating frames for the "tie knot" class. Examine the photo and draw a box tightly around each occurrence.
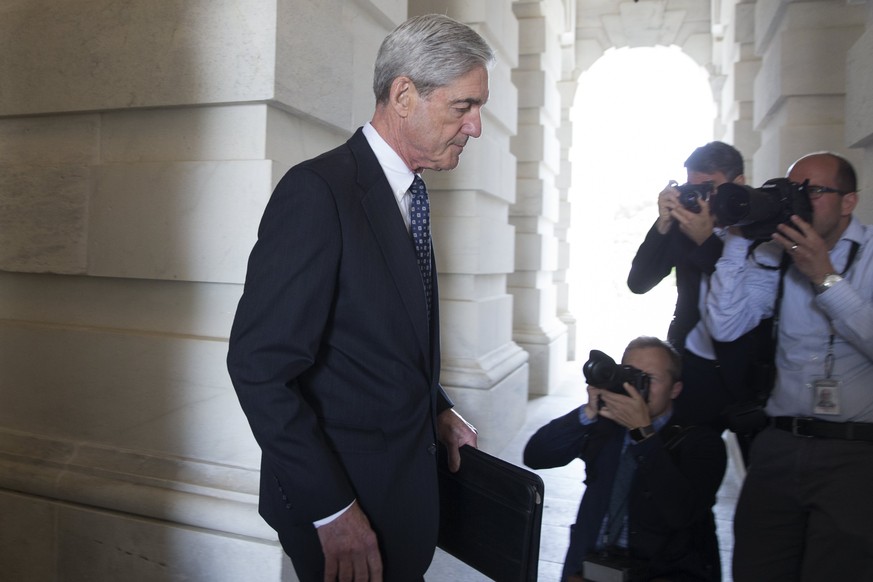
[410,175,427,199]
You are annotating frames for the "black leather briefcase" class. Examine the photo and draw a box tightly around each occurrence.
[437,444,545,582]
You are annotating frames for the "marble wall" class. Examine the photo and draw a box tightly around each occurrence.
[2,0,872,579]
[0,0,525,579]
[750,0,866,184]
[509,0,569,395]
[846,0,873,222]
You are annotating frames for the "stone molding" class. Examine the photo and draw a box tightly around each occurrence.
[0,428,274,541]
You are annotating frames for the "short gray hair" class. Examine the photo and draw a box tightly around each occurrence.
[623,336,682,383]
[373,14,495,104]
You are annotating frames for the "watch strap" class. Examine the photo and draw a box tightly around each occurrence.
[630,424,655,443]
[814,273,843,295]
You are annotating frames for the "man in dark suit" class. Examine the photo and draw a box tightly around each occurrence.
[524,337,726,581]
[226,14,494,582]
[627,143,758,444]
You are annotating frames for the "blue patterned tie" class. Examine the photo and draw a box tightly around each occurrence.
[409,175,432,321]
[604,444,637,547]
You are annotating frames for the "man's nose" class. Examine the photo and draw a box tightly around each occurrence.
[463,110,483,137]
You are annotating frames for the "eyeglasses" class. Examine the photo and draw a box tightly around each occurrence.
[807,184,848,199]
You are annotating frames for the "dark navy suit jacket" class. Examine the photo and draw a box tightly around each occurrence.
[227,128,450,581]
[524,408,726,581]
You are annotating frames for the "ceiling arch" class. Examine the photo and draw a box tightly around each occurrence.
[574,0,716,74]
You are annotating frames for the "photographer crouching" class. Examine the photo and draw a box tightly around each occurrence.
[524,337,726,582]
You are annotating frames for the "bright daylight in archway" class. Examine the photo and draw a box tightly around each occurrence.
[569,45,717,361]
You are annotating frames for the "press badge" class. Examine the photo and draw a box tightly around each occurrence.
[812,378,841,415]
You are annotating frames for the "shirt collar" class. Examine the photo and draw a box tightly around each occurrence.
[362,123,417,197]
[841,216,864,246]
[652,412,672,432]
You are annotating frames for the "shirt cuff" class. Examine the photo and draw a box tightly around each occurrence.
[579,405,598,425]
[314,500,356,528]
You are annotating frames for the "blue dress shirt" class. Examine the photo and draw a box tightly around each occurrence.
[706,217,873,421]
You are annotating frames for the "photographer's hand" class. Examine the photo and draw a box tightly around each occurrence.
[672,197,716,246]
[773,215,835,284]
[596,383,651,430]
[656,182,680,234]
[584,385,604,420]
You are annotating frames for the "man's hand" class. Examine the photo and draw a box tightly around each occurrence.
[437,408,478,472]
[595,383,652,430]
[656,182,681,234]
[317,502,383,582]
[671,196,716,246]
[584,385,605,420]
[773,215,835,284]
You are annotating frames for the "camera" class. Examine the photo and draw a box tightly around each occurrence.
[583,551,647,582]
[582,350,650,404]
[674,181,714,214]
[711,178,812,241]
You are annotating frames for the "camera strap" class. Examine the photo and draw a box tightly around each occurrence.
[660,424,695,452]
[822,241,859,381]
[748,239,860,396]
[744,242,790,352]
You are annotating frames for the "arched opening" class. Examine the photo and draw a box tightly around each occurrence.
[569,45,717,360]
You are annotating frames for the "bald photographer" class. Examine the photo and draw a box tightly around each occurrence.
[706,151,873,580]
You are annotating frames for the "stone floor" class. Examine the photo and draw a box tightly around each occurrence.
[426,360,744,582]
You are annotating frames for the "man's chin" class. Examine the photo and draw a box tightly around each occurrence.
[429,157,461,172]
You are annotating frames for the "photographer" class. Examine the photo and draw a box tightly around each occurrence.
[628,143,760,445]
[524,337,726,582]
[706,152,873,580]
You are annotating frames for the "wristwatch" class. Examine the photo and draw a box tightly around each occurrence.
[814,273,843,295]
[630,424,655,443]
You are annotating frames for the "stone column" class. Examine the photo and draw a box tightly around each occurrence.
[555,0,579,361]
[556,79,579,361]
[846,0,873,223]
[751,0,866,179]
[412,0,529,453]
[0,1,414,579]
[510,0,569,395]
[715,0,762,182]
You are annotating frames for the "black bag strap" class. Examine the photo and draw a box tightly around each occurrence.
[659,424,695,453]
[760,240,860,358]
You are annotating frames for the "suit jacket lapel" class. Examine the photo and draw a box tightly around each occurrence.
[349,131,433,365]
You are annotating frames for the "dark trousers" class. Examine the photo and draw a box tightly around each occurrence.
[672,351,731,432]
[672,351,757,463]
[733,427,873,582]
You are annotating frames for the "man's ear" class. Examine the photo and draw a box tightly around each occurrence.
[841,191,859,216]
[733,174,746,186]
[670,380,683,400]
[389,76,415,118]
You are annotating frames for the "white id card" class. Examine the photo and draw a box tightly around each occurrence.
[812,378,841,415]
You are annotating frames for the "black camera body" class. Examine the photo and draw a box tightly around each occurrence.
[675,181,714,214]
[583,551,647,582]
[582,350,650,403]
[712,178,812,241]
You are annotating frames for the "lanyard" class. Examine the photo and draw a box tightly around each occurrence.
[825,334,835,379]
[822,240,860,379]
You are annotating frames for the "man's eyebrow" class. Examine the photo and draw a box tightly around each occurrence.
[450,97,485,106]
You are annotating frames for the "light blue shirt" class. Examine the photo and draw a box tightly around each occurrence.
[706,217,873,421]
